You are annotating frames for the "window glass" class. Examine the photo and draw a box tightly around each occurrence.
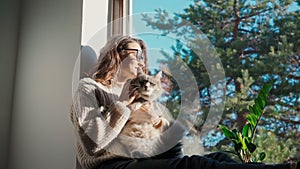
[131,0,206,156]
[130,0,300,161]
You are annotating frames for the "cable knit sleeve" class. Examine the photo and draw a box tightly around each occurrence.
[71,78,131,153]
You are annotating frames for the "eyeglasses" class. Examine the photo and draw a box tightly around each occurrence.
[123,48,144,62]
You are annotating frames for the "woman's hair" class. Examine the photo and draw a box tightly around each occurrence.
[91,35,148,86]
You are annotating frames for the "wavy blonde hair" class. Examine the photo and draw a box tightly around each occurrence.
[91,35,148,86]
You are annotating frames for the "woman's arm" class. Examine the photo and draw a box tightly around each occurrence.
[71,78,131,153]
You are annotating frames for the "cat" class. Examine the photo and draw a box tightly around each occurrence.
[119,70,170,158]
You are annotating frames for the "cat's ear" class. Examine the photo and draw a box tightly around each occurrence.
[155,71,162,79]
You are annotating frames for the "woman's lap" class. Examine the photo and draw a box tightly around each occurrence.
[98,158,174,169]
[98,152,291,169]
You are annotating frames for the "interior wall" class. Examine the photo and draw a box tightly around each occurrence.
[81,0,108,45]
[7,0,82,168]
[0,0,20,168]
[79,0,109,79]
[0,0,110,168]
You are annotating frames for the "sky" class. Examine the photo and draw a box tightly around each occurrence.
[131,0,300,70]
[132,0,192,14]
[131,0,193,70]
[130,0,300,147]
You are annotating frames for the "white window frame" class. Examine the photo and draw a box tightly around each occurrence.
[108,0,132,36]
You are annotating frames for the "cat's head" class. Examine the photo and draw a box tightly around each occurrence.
[130,70,163,101]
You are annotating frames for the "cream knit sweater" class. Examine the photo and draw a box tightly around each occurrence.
[70,78,131,169]
[71,78,186,169]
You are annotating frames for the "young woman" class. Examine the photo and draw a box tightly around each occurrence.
[71,35,296,169]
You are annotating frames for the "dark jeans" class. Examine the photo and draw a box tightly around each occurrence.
[98,152,291,169]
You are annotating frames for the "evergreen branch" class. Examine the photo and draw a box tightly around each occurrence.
[269,115,300,125]
[237,28,253,33]
[287,74,300,80]
[241,49,260,55]
[233,0,240,39]
[240,8,270,20]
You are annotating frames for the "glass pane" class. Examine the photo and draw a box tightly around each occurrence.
[131,0,192,68]
[131,0,209,156]
[130,0,300,162]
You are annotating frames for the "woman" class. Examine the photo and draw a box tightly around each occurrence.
[71,35,297,169]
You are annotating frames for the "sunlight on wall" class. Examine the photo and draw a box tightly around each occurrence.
[81,0,108,45]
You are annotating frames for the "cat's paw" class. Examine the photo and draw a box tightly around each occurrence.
[128,102,143,111]
[152,118,170,131]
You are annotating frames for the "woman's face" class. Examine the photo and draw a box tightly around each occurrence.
[118,42,145,80]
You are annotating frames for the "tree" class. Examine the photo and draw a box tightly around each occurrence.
[141,0,300,162]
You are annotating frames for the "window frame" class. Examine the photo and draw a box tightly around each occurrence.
[107,0,132,37]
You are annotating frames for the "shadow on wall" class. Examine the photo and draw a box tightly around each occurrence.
[80,45,97,79]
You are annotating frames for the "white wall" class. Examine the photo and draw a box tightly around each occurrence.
[7,0,82,168]
[0,0,109,168]
[0,0,20,168]
[79,0,109,80]
[81,0,108,45]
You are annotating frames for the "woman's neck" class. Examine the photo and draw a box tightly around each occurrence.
[116,74,128,83]
[112,80,125,88]
[110,78,126,96]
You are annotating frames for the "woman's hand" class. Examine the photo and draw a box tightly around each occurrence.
[128,103,159,123]
[118,80,138,106]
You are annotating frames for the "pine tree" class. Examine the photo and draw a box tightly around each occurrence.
[141,0,300,162]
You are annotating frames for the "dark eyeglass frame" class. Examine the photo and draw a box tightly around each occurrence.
[123,48,144,62]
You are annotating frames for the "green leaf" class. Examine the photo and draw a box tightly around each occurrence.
[232,139,239,145]
[246,114,257,127]
[245,136,251,143]
[238,133,247,150]
[253,104,262,117]
[234,143,242,152]
[242,124,252,137]
[245,141,256,153]
[258,90,267,101]
[232,129,238,139]
[249,106,256,116]
[258,152,266,162]
[262,83,273,93]
[258,94,266,108]
[255,97,264,110]
[254,83,273,110]
[249,104,262,117]
[219,125,236,139]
